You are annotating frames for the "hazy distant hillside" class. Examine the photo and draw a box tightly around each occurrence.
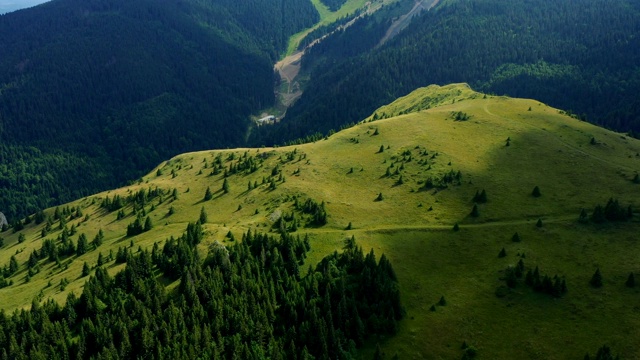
[0,0,49,14]
[0,0,318,220]
[261,0,640,144]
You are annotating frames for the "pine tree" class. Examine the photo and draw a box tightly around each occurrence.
[536,218,543,227]
[92,229,104,248]
[81,262,90,277]
[532,186,541,197]
[9,255,19,274]
[144,217,153,232]
[498,247,507,258]
[199,207,208,224]
[511,232,521,242]
[378,145,384,153]
[453,223,460,231]
[626,272,635,288]
[204,187,213,201]
[97,252,104,267]
[77,234,89,256]
[222,179,230,194]
[376,193,384,201]
[590,268,603,288]
[470,204,479,217]
[505,268,517,288]
[438,296,447,306]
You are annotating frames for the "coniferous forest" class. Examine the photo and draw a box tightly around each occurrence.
[0,224,401,359]
[254,0,640,144]
[0,0,318,220]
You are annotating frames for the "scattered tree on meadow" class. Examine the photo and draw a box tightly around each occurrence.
[626,272,635,288]
[531,186,541,197]
[222,178,230,194]
[81,262,90,277]
[204,186,213,201]
[470,204,479,217]
[590,268,603,288]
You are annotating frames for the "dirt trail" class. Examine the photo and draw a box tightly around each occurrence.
[377,0,439,47]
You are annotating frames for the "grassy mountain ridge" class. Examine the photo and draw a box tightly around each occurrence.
[1,84,640,358]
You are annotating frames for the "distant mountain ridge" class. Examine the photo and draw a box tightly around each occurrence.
[259,0,640,145]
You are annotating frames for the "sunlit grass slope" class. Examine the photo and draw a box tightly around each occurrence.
[2,83,640,358]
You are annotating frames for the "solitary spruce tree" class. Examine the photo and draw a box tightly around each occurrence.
[626,272,635,288]
[204,186,213,201]
[470,204,479,217]
[81,262,90,277]
[532,186,541,198]
[199,207,208,224]
[590,268,603,288]
[222,178,230,194]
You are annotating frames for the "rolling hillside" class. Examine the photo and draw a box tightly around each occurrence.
[1,84,640,358]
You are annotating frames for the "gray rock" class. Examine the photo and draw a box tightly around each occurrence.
[0,212,7,228]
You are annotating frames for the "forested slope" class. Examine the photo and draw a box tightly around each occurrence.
[0,0,318,220]
[260,0,640,144]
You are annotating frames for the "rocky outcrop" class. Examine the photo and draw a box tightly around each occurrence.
[0,212,7,228]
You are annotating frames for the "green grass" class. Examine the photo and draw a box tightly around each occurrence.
[2,83,640,357]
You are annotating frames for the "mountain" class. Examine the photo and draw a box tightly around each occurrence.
[1,84,639,358]
[0,0,319,220]
[0,0,49,14]
[257,0,640,145]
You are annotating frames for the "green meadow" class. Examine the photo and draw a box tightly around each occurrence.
[1,84,639,358]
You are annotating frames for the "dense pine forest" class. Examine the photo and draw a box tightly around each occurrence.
[254,0,640,144]
[0,0,318,221]
[0,222,401,359]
